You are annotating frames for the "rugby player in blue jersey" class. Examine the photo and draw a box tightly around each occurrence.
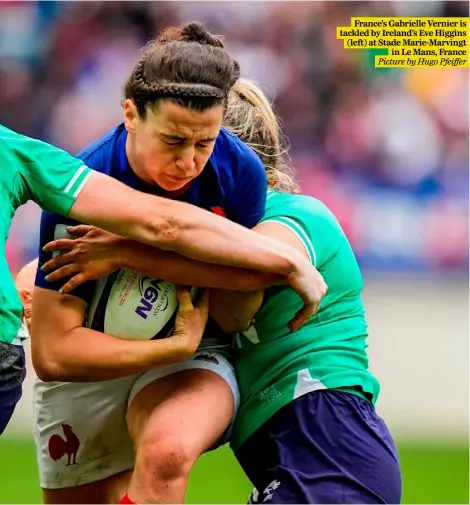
[17,23,327,504]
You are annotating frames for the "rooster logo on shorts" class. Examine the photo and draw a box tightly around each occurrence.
[48,423,80,466]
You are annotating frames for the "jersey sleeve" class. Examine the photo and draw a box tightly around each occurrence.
[35,210,94,302]
[1,131,94,217]
[225,142,267,229]
[260,194,341,268]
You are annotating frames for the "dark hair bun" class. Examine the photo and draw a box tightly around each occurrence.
[157,22,224,48]
[126,21,240,116]
[180,22,224,48]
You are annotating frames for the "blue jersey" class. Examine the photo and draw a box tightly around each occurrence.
[35,123,267,300]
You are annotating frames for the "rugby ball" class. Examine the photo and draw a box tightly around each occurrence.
[53,223,196,341]
[87,268,198,340]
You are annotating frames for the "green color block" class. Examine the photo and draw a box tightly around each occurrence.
[0,438,468,504]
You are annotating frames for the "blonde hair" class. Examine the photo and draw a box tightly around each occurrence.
[223,79,300,193]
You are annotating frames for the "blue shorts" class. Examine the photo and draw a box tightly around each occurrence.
[0,342,26,435]
[236,390,402,504]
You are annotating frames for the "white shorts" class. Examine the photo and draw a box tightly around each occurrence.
[33,350,239,489]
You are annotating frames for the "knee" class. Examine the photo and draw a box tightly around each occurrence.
[137,435,196,484]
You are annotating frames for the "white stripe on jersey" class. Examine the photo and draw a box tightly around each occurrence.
[262,218,317,266]
[279,216,317,266]
[73,170,94,198]
[64,164,87,195]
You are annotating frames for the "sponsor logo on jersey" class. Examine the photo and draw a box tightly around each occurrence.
[193,352,220,365]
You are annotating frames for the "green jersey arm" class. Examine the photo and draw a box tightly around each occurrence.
[260,193,342,269]
[0,128,93,216]
[210,221,312,334]
[70,172,302,275]
[31,287,197,382]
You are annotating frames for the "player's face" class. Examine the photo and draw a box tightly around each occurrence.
[124,99,223,192]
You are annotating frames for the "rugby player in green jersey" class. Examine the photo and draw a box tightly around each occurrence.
[210,80,403,504]
[0,122,327,437]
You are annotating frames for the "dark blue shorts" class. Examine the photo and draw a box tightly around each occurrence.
[0,342,26,435]
[236,390,402,504]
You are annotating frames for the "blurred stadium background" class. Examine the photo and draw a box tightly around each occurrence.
[0,0,468,503]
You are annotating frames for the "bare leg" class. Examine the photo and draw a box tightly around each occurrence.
[126,369,234,504]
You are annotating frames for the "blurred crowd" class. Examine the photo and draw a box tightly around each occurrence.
[1,1,468,274]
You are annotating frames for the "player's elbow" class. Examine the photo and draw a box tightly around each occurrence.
[34,363,59,382]
[34,355,78,382]
[32,351,64,382]
[31,335,70,382]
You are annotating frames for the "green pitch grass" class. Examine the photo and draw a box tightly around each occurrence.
[0,437,468,504]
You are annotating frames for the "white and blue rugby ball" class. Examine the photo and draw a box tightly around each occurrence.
[54,225,196,341]
[87,269,190,340]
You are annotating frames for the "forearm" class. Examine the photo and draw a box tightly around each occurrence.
[71,173,300,276]
[33,327,188,383]
[159,198,302,274]
[119,240,283,291]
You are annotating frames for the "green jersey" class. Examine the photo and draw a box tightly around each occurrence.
[231,190,380,451]
[0,125,93,344]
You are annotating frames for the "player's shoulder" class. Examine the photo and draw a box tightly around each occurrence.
[265,190,342,234]
[76,124,126,174]
[211,127,264,178]
[0,125,22,176]
[213,127,249,155]
[266,190,334,218]
[0,123,18,139]
[0,123,30,144]
[0,124,52,161]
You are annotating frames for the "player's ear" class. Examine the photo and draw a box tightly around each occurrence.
[123,99,138,134]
